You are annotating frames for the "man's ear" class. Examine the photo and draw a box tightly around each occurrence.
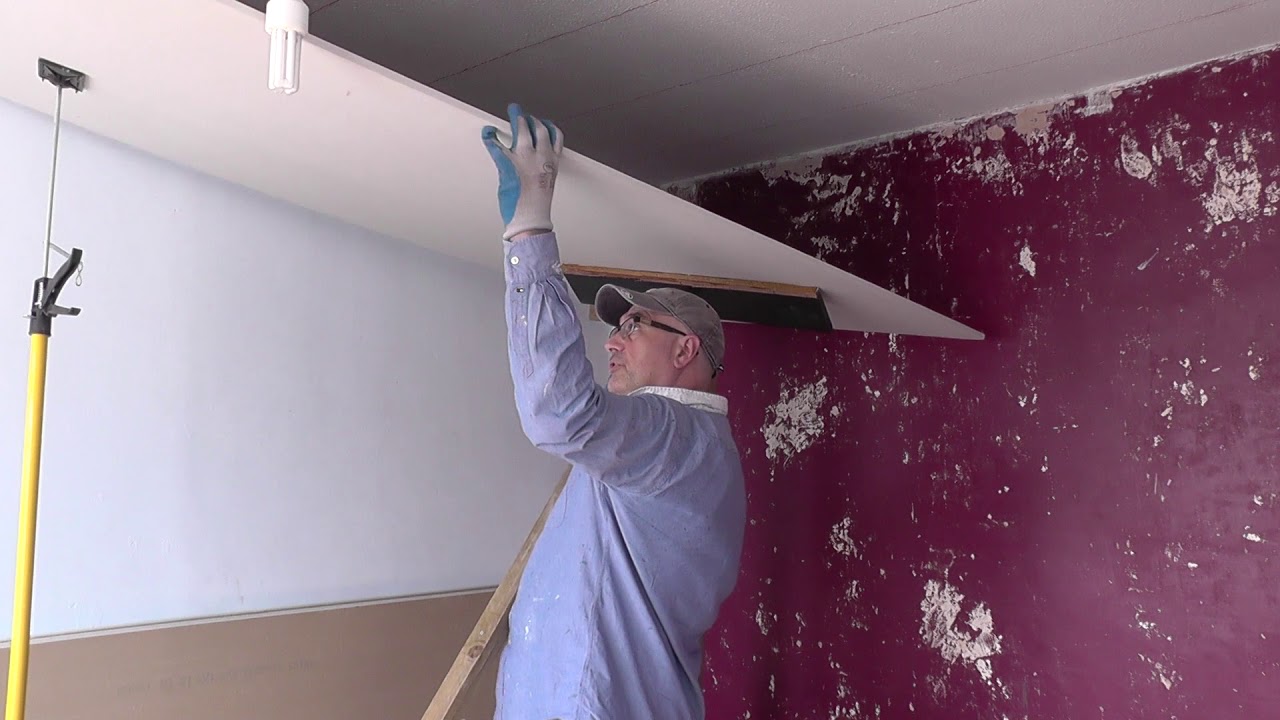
[673,335,701,370]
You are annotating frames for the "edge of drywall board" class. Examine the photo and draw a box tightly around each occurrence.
[210,0,983,343]
[0,586,496,648]
[327,70,987,342]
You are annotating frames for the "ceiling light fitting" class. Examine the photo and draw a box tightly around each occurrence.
[265,0,310,94]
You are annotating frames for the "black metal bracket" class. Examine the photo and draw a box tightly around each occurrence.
[29,248,83,337]
[38,58,87,92]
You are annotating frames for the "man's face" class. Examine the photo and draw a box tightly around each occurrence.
[603,308,691,395]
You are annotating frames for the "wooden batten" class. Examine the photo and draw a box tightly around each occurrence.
[562,264,834,332]
[421,470,569,720]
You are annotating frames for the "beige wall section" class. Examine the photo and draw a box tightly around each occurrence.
[0,590,500,720]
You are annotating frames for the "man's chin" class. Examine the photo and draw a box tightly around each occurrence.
[606,375,632,395]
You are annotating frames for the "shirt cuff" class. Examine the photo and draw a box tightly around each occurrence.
[504,232,562,284]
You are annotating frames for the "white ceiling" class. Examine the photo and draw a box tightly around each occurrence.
[238,0,1280,184]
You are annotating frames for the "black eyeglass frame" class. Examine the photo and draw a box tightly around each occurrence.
[607,315,688,340]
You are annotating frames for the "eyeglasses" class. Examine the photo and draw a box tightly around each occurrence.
[608,315,688,341]
[610,314,724,377]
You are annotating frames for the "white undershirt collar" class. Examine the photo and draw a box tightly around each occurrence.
[628,386,728,415]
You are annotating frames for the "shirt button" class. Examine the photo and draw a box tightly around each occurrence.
[510,256,520,265]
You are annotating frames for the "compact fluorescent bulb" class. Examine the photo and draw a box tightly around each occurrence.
[265,0,310,94]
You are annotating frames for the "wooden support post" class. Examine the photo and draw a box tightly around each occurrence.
[419,468,570,720]
[561,263,833,332]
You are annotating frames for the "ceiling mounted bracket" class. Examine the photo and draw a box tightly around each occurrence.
[37,58,86,92]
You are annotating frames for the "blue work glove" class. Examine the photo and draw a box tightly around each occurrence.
[481,103,564,240]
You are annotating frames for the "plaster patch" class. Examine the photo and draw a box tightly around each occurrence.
[977,152,1016,187]
[1139,653,1181,690]
[1201,133,1264,226]
[846,580,861,603]
[1120,135,1154,180]
[828,660,854,705]
[1013,104,1053,143]
[1079,90,1115,117]
[919,580,1003,684]
[789,209,816,230]
[759,154,825,186]
[1174,379,1207,406]
[1157,127,1186,171]
[1243,530,1264,543]
[845,579,869,630]
[1265,181,1280,216]
[986,124,1006,141]
[831,185,864,217]
[755,604,777,636]
[952,147,1021,193]
[763,377,830,466]
[1019,245,1037,277]
[813,173,855,204]
[1248,347,1265,382]
[811,234,841,260]
[830,517,860,558]
[1133,606,1171,641]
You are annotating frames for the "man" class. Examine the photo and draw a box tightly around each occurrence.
[480,102,747,720]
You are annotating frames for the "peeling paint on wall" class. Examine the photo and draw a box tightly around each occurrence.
[1079,89,1118,117]
[761,376,831,469]
[1013,104,1053,143]
[953,147,1020,193]
[829,517,859,558]
[1120,135,1155,180]
[919,579,1003,683]
[684,45,1280,720]
[1018,245,1037,277]
[1202,133,1265,227]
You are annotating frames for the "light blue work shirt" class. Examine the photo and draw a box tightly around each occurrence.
[494,232,747,720]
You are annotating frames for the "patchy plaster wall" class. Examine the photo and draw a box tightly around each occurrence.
[678,47,1279,719]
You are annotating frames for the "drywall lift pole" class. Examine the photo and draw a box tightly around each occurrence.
[5,58,86,720]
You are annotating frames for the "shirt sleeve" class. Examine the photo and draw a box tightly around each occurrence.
[503,232,688,495]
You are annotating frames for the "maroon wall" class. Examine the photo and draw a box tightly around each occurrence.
[680,48,1279,719]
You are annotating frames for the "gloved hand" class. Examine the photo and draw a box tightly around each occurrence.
[482,103,564,240]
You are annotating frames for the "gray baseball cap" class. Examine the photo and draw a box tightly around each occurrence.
[595,284,725,376]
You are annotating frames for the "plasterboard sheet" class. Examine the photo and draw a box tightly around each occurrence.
[0,0,981,340]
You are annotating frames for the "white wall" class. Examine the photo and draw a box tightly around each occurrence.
[0,98,578,638]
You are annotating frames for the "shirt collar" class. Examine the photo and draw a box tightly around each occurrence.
[628,386,728,415]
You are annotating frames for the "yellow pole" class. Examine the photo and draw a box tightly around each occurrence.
[4,57,86,720]
[6,334,49,720]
